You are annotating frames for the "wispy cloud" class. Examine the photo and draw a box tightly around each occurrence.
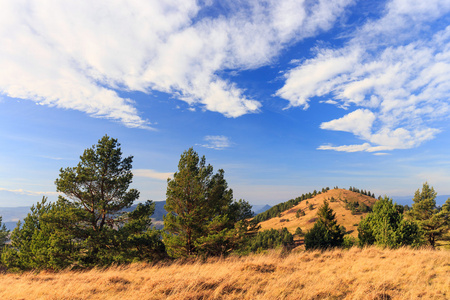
[277,0,450,153]
[0,187,59,196]
[0,0,352,127]
[133,169,173,181]
[199,135,232,150]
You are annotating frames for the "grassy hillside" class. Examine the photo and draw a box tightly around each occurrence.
[0,247,448,299]
[257,189,377,237]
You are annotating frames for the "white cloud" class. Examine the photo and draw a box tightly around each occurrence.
[320,109,375,138]
[0,187,59,197]
[199,135,232,150]
[0,0,352,126]
[277,0,450,153]
[133,169,173,181]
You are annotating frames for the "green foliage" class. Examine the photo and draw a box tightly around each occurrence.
[308,204,314,210]
[342,236,357,248]
[0,216,9,250]
[304,200,344,250]
[344,201,372,214]
[55,135,139,234]
[1,197,77,271]
[407,182,449,247]
[295,227,303,236]
[295,209,305,218]
[3,136,165,271]
[348,186,376,198]
[113,201,167,262]
[163,148,256,258]
[358,196,422,248]
[245,228,294,253]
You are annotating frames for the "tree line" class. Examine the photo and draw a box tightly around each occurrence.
[0,136,449,271]
[253,188,331,223]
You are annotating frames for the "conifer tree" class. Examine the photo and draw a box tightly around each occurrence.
[407,182,448,247]
[164,148,254,258]
[304,200,344,249]
[3,136,165,270]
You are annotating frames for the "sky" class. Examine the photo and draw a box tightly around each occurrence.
[1,0,450,208]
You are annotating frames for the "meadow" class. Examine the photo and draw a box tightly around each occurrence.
[0,246,448,299]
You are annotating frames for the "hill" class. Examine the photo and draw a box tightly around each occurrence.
[0,247,448,299]
[256,189,377,237]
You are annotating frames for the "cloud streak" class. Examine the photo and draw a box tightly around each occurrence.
[133,169,173,181]
[0,187,59,197]
[198,135,232,150]
[277,0,450,153]
[0,0,352,127]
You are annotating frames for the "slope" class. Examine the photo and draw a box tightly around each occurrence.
[257,189,377,237]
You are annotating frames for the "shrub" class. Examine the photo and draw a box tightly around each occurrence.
[246,228,294,253]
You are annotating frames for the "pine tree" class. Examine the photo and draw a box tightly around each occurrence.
[304,200,344,250]
[163,148,253,258]
[407,182,448,247]
[54,135,145,263]
[4,135,164,271]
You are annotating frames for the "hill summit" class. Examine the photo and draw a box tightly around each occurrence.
[257,188,377,237]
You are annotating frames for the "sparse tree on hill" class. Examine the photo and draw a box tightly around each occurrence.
[304,200,344,250]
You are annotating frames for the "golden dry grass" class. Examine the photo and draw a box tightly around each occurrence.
[1,247,449,299]
[258,189,377,237]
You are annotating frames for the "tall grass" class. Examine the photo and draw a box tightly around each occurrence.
[0,246,448,299]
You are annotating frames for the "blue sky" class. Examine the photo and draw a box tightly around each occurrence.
[1,0,450,207]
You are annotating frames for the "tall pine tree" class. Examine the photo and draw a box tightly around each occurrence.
[163,148,255,258]
[407,182,448,247]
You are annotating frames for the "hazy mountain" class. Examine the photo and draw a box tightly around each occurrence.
[252,204,272,215]
[391,195,449,206]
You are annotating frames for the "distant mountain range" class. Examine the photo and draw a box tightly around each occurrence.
[0,201,272,231]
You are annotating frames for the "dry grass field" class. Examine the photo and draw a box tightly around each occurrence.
[0,246,448,299]
[258,189,377,237]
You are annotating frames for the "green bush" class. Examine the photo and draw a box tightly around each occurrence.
[246,228,294,253]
